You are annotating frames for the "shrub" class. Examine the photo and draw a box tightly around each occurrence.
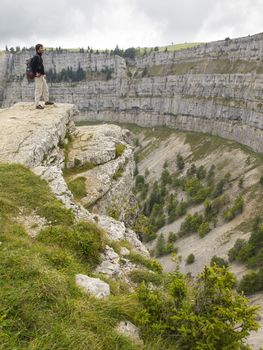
[132,213,156,242]
[198,221,211,238]
[210,255,229,267]
[135,174,145,187]
[260,175,263,185]
[168,232,177,243]
[238,177,244,188]
[186,253,195,264]
[187,163,196,176]
[115,143,126,157]
[155,233,166,257]
[228,239,247,262]
[196,165,206,179]
[155,234,176,257]
[223,195,244,222]
[179,213,203,237]
[136,265,259,348]
[238,271,262,295]
[175,201,187,217]
[161,169,172,185]
[113,166,124,180]
[176,153,185,170]
[211,194,229,213]
[212,179,226,198]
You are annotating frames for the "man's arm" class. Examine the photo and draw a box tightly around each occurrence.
[31,56,40,76]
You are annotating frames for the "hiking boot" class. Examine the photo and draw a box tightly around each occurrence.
[45,101,54,105]
[36,105,44,109]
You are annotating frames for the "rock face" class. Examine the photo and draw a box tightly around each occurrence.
[1,33,263,152]
[75,274,110,298]
[0,102,149,272]
[0,102,77,167]
[66,124,137,221]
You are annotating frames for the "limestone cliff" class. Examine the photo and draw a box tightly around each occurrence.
[0,103,148,280]
[1,32,263,154]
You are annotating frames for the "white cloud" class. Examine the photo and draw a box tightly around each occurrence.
[0,0,262,49]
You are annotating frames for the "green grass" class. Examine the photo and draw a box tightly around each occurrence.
[0,163,145,349]
[67,177,87,200]
[138,42,202,55]
[0,164,74,226]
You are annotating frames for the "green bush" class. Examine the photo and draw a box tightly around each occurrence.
[168,232,177,243]
[228,239,247,262]
[212,178,226,198]
[211,194,229,213]
[135,174,145,187]
[155,233,166,257]
[113,166,124,180]
[115,143,126,157]
[136,265,259,348]
[198,221,211,238]
[238,270,263,295]
[238,177,244,188]
[132,213,156,242]
[161,169,172,185]
[196,165,206,179]
[175,201,187,217]
[186,163,196,176]
[223,195,244,222]
[176,153,185,170]
[210,255,229,267]
[179,213,203,237]
[186,253,195,264]
[155,234,176,257]
[260,175,263,185]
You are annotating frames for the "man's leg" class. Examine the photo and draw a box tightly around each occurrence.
[34,76,43,107]
[42,76,49,103]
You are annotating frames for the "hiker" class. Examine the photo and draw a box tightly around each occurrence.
[31,44,54,109]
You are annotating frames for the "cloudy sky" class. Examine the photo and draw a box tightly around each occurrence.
[0,0,262,50]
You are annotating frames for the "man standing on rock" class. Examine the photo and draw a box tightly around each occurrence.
[31,44,54,109]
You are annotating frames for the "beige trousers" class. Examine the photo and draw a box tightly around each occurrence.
[34,75,49,106]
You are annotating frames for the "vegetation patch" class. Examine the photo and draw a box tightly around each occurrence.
[68,176,87,200]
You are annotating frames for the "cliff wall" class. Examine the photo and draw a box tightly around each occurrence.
[1,33,263,152]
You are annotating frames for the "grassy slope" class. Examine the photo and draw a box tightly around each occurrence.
[0,163,178,350]
[0,164,142,350]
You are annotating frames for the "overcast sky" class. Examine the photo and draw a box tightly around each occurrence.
[0,0,262,50]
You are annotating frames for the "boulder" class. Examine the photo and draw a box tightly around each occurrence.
[75,274,110,298]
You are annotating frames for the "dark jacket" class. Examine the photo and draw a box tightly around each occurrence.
[31,52,45,76]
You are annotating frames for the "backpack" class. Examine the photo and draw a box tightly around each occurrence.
[26,55,40,80]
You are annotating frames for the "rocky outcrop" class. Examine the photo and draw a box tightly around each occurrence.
[66,124,137,221]
[75,274,110,298]
[0,102,149,278]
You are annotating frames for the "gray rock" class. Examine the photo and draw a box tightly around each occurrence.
[96,245,121,277]
[75,274,110,298]
[120,247,130,256]
[115,321,143,345]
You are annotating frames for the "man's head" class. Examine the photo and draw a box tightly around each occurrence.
[35,44,44,54]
